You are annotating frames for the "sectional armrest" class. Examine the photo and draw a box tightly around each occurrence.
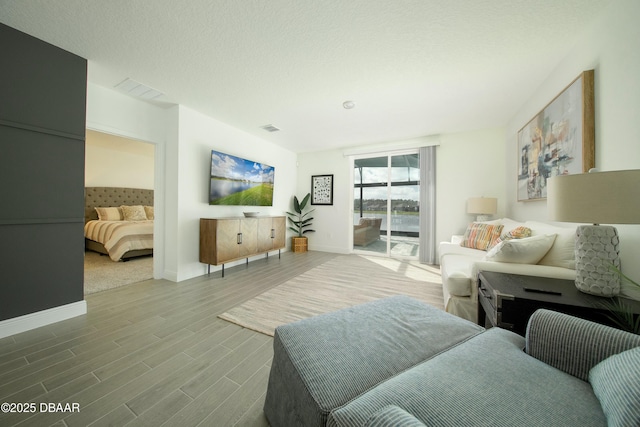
[525,309,640,381]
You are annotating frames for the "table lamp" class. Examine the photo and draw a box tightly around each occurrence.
[467,197,497,222]
[547,169,640,296]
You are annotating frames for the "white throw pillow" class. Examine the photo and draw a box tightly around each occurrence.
[525,221,576,269]
[485,234,557,264]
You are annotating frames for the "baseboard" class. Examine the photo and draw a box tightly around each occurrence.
[0,300,87,339]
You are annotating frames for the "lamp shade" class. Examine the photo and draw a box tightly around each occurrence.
[467,197,497,215]
[547,169,640,224]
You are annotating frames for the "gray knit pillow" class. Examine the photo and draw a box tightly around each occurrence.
[589,347,640,427]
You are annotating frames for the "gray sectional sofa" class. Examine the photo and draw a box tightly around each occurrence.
[263,295,640,427]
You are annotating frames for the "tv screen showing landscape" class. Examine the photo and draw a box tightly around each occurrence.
[209,150,275,206]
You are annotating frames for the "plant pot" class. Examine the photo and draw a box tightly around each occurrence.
[291,236,308,253]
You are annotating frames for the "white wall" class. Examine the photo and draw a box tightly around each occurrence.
[85,129,154,189]
[296,150,352,254]
[166,105,298,281]
[435,128,506,244]
[505,0,640,282]
[296,127,505,254]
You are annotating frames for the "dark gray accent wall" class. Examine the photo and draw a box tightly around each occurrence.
[0,23,87,322]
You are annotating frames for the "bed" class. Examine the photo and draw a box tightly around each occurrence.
[84,187,154,261]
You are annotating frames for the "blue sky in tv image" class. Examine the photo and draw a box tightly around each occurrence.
[210,150,274,184]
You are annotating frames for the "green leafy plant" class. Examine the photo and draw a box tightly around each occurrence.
[600,265,640,334]
[287,193,316,237]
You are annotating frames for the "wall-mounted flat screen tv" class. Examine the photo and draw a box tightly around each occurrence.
[209,150,275,206]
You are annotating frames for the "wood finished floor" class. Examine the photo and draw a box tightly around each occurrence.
[0,251,339,427]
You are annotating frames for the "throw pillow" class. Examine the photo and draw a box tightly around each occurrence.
[503,225,532,240]
[460,223,504,251]
[488,226,533,250]
[525,221,576,269]
[589,347,640,427]
[120,205,148,221]
[485,234,557,264]
[144,205,154,220]
[95,207,122,221]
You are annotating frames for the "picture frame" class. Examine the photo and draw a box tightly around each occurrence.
[517,70,595,201]
[311,174,333,205]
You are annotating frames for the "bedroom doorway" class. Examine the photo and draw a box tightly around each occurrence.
[84,130,156,294]
[353,150,420,259]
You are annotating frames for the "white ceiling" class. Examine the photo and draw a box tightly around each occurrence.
[0,0,610,153]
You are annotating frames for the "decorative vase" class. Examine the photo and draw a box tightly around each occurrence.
[574,225,620,296]
[291,236,308,253]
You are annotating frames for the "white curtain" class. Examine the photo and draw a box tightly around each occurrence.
[419,146,436,264]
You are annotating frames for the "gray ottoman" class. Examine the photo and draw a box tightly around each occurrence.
[263,295,483,427]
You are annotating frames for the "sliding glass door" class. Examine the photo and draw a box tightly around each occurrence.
[353,151,420,258]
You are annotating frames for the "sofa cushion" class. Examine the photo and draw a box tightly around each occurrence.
[525,221,576,269]
[328,328,606,427]
[460,222,504,250]
[485,234,556,264]
[589,347,640,427]
[264,296,484,427]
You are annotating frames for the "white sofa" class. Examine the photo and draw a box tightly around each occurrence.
[438,218,577,322]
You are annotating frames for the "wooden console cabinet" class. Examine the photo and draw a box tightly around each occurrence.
[199,216,285,276]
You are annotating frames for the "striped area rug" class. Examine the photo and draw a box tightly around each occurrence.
[218,254,444,336]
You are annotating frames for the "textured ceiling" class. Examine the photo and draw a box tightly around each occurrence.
[0,0,610,153]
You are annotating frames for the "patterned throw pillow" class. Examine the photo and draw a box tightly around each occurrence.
[505,226,532,240]
[488,226,533,250]
[120,205,148,221]
[95,206,122,221]
[589,347,640,427]
[460,223,504,251]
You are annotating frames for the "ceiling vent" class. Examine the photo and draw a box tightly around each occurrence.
[261,124,280,132]
[114,78,164,100]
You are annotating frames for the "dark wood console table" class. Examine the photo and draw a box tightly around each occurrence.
[477,271,640,336]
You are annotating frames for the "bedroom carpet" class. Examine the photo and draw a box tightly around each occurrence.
[218,254,444,336]
[84,251,153,295]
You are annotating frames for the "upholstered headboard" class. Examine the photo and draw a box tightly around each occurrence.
[84,187,154,222]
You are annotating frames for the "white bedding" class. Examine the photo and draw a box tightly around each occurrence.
[84,220,153,261]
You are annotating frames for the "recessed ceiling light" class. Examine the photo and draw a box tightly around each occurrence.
[342,100,356,109]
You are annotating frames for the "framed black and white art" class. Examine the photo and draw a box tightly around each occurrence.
[311,174,333,205]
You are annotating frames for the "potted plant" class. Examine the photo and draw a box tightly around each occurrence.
[287,193,315,253]
[601,265,640,334]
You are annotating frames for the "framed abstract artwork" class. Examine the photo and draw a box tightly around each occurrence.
[517,70,595,201]
[311,174,333,205]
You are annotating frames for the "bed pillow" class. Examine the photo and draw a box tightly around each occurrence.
[460,223,504,251]
[95,207,122,221]
[589,347,640,427]
[144,206,154,220]
[485,234,557,264]
[121,205,148,221]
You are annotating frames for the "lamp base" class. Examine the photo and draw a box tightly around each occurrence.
[475,214,491,222]
[574,225,620,296]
